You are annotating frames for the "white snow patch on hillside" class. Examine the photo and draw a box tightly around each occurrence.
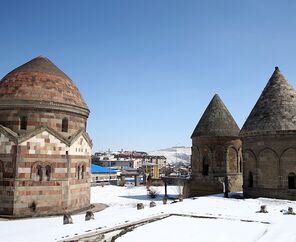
[149,146,191,164]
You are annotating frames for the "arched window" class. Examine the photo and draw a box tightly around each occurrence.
[37,165,43,181]
[248,171,253,187]
[62,118,68,132]
[202,157,209,176]
[45,165,51,181]
[20,116,28,130]
[239,159,242,173]
[288,173,296,189]
[77,165,81,179]
[81,164,85,179]
[32,162,53,182]
[0,161,4,179]
[238,149,243,173]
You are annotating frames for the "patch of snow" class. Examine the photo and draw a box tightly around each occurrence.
[117,215,267,242]
[1,185,296,241]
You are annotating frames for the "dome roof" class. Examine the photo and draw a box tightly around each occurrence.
[0,56,88,110]
[191,94,240,138]
[240,67,296,136]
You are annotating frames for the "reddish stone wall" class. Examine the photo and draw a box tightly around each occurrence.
[0,135,16,215]
[0,109,86,136]
[0,178,15,215]
[12,153,91,217]
[0,130,92,217]
[67,156,90,211]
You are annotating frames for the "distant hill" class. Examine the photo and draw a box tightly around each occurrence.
[149,146,191,164]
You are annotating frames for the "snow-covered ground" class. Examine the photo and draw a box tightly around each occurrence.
[1,185,296,241]
[149,146,191,164]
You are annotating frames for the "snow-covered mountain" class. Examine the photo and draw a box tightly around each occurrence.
[149,146,191,164]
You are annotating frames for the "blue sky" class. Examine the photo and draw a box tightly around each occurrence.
[1,1,296,152]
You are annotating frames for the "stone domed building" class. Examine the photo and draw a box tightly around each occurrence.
[184,94,243,197]
[0,56,92,217]
[241,67,296,200]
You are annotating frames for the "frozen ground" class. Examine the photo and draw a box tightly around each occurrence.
[1,185,296,241]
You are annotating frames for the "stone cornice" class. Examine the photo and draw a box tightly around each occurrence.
[192,135,240,142]
[0,99,90,118]
[240,129,296,138]
[0,125,93,147]
[0,125,18,144]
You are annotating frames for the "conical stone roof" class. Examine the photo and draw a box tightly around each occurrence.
[240,67,296,136]
[0,56,88,110]
[191,94,240,138]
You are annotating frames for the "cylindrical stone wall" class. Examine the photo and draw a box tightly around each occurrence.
[242,133,296,200]
[0,109,86,136]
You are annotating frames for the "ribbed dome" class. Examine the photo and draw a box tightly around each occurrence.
[191,94,240,138]
[0,56,88,110]
[240,67,296,136]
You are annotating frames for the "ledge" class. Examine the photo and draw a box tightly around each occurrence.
[0,99,90,118]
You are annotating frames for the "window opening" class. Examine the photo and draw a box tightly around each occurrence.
[81,164,85,179]
[248,171,253,187]
[62,118,68,132]
[20,116,28,130]
[45,165,51,181]
[37,165,43,181]
[77,165,81,179]
[288,173,296,189]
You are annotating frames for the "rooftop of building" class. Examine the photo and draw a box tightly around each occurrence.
[240,67,296,136]
[91,164,117,174]
[191,94,240,138]
[0,56,88,110]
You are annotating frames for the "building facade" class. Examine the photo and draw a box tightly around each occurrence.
[91,164,117,185]
[241,67,296,200]
[0,56,92,217]
[92,151,166,170]
[184,94,243,197]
